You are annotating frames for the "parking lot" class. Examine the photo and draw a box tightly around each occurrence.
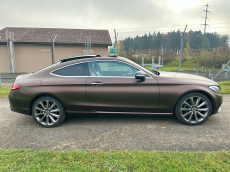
[0,95,230,151]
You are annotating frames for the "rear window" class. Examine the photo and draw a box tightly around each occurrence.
[52,62,90,76]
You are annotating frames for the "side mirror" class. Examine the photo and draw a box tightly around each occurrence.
[135,71,146,82]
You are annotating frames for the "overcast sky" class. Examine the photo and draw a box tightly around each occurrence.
[0,0,229,40]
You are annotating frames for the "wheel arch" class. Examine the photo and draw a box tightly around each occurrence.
[173,90,215,114]
[29,93,66,116]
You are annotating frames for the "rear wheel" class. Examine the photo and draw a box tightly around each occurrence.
[32,96,66,128]
[175,92,212,125]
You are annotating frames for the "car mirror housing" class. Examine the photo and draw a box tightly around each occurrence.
[135,71,146,82]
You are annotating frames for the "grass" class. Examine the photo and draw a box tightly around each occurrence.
[0,149,230,171]
[218,81,230,94]
[144,59,219,72]
[144,59,201,71]
[0,85,11,98]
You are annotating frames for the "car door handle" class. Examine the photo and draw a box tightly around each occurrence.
[91,82,104,85]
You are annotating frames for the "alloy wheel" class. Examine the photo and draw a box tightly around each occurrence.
[180,96,209,124]
[34,100,61,126]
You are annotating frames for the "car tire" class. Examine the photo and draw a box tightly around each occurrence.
[32,96,66,128]
[175,92,212,125]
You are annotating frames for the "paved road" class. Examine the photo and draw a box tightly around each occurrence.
[0,95,230,151]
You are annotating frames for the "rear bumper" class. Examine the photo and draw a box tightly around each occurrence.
[8,90,31,115]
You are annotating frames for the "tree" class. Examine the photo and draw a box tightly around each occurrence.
[183,42,191,60]
[117,40,126,57]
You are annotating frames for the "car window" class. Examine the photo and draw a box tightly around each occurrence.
[88,61,140,77]
[52,62,90,76]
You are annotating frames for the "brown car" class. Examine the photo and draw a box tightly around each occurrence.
[9,55,223,127]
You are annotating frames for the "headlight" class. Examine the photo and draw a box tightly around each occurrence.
[209,86,220,94]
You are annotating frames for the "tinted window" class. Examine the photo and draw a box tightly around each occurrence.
[52,63,90,76]
[88,61,139,77]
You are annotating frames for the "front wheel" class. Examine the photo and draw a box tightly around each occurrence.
[32,96,66,128]
[175,92,212,125]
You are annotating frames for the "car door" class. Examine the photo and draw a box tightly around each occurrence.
[85,60,159,113]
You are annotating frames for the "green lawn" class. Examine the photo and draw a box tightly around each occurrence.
[144,59,219,72]
[218,81,230,94]
[0,149,230,171]
[0,86,11,98]
[144,59,200,71]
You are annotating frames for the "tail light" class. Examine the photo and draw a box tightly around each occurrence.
[11,84,21,90]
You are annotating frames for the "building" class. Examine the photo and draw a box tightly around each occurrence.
[0,27,112,73]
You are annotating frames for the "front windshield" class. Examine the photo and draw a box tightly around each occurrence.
[120,57,160,75]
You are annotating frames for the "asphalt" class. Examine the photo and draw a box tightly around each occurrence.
[0,95,230,151]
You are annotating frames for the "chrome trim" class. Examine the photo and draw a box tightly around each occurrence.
[50,60,153,78]
[91,82,103,85]
[135,75,145,77]
[96,111,173,115]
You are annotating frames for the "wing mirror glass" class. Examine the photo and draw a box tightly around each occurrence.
[135,71,146,82]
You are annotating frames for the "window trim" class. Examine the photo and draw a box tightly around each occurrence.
[50,60,152,78]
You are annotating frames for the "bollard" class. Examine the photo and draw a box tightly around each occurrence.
[210,74,213,80]
[205,67,206,73]
[0,75,1,88]
[212,66,214,71]
[202,66,204,72]
[225,71,228,79]
[209,71,211,77]
[152,56,155,69]
[193,66,195,71]
[196,68,198,74]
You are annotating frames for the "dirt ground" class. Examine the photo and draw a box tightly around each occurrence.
[0,95,230,151]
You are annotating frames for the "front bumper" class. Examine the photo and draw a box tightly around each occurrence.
[218,107,221,113]
[212,106,221,115]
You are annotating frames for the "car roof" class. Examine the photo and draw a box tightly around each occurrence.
[60,55,121,63]
[60,55,101,63]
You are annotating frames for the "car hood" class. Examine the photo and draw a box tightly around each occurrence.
[158,71,219,86]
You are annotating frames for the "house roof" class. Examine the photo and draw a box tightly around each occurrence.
[0,27,112,46]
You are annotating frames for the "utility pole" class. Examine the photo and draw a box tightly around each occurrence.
[114,29,118,56]
[6,28,12,73]
[179,25,187,72]
[48,32,57,64]
[202,4,210,49]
